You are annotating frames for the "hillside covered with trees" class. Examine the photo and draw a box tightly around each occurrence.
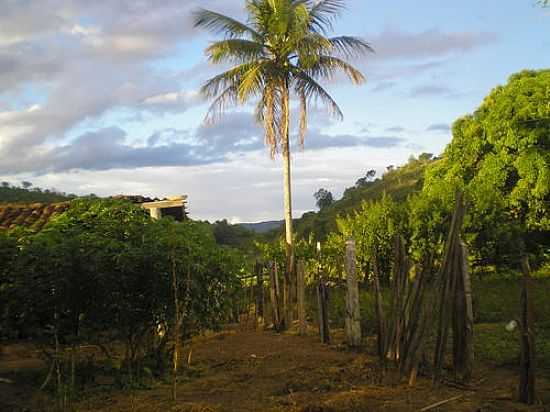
[294,153,434,241]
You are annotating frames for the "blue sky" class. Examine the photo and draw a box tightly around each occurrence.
[0,0,548,222]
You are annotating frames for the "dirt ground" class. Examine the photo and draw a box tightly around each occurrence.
[1,327,549,411]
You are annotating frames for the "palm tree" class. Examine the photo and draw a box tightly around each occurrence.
[194,0,371,323]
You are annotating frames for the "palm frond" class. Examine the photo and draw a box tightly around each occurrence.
[204,85,240,124]
[265,83,280,157]
[255,81,282,157]
[246,0,272,34]
[305,55,365,84]
[308,0,346,33]
[193,8,261,39]
[293,33,332,66]
[200,64,253,99]
[206,39,265,64]
[294,70,343,120]
[238,63,267,102]
[329,36,374,58]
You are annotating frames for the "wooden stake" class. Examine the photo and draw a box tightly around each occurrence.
[297,259,306,335]
[269,261,281,331]
[345,239,361,347]
[317,278,330,344]
[453,241,474,381]
[373,256,386,360]
[255,262,264,327]
[400,256,434,382]
[171,249,180,401]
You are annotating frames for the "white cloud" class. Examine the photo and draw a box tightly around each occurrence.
[368,27,498,61]
[0,145,418,222]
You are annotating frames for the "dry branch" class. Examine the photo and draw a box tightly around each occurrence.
[419,394,465,411]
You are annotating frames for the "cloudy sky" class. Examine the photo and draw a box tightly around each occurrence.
[0,1,548,222]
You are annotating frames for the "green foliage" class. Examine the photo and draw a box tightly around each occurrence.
[335,195,404,283]
[0,231,17,330]
[258,70,549,281]
[412,69,550,266]
[0,199,244,378]
[293,156,430,241]
[211,219,256,251]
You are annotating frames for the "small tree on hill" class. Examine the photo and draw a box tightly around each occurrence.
[314,188,334,210]
[355,169,376,187]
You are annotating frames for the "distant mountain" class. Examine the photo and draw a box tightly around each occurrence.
[238,220,283,234]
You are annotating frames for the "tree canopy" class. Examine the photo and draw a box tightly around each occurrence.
[411,69,550,265]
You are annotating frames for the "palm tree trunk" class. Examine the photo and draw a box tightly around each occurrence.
[281,78,294,330]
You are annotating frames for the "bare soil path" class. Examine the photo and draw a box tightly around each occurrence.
[2,328,549,411]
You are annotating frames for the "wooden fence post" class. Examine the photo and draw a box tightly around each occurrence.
[373,256,386,360]
[255,262,264,328]
[283,268,289,330]
[297,259,306,335]
[269,261,281,331]
[519,256,536,404]
[345,239,361,347]
[452,241,474,381]
[388,235,408,362]
[317,279,330,344]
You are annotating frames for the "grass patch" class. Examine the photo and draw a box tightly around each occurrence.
[474,322,550,376]
[473,278,550,323]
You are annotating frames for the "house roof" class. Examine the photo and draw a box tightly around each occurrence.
[0,195,188,231]
[0,202,70,231]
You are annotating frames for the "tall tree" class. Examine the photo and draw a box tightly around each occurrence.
[194,0,370,284]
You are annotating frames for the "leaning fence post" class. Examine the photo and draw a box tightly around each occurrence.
[297,259,307,335]
[345,239,361,347]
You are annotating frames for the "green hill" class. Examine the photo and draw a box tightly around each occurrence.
[293,155,435,241]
